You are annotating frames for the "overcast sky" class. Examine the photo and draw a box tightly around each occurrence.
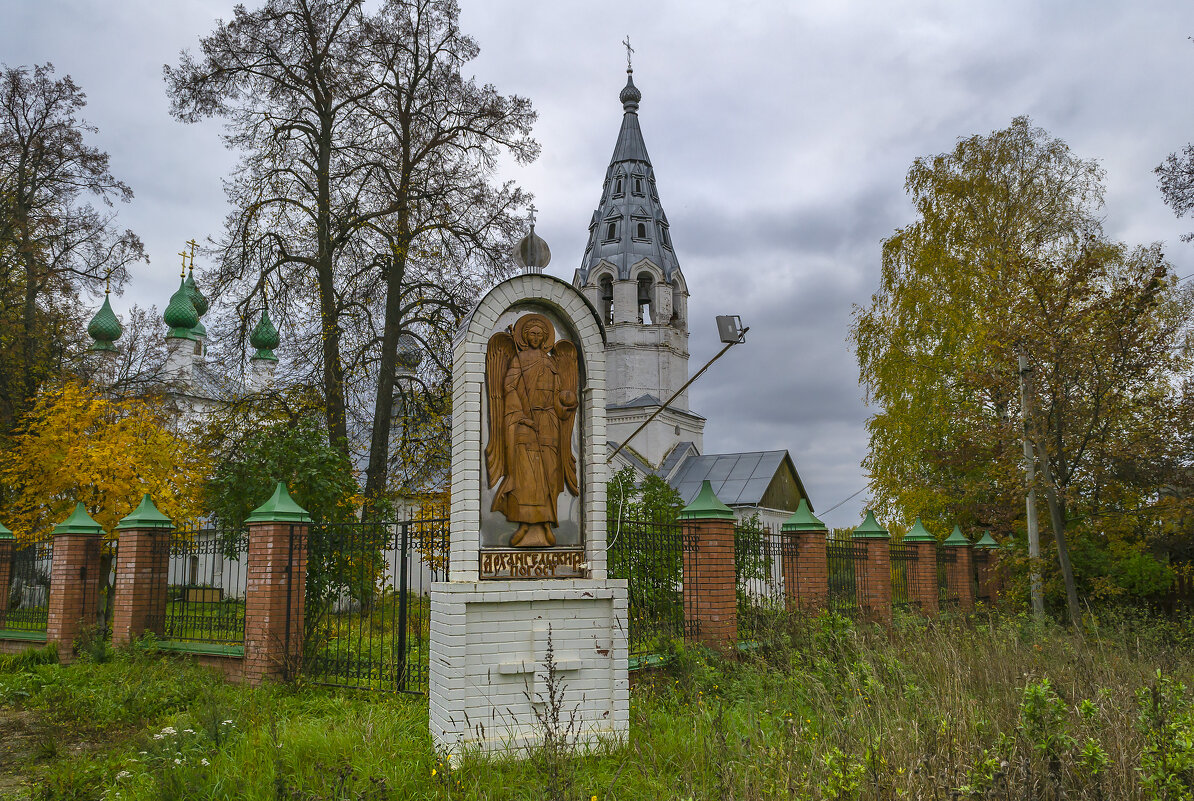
[4,0,1194,528]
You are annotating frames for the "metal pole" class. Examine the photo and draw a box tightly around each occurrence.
[1018,346,1045,620]
[607,328,749,464]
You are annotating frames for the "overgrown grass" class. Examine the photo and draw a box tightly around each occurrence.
[0,609,1191,799]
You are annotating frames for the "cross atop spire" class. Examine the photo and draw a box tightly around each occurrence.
[622,35,634,71]
[527,202,538,229]
[177,249,188,278]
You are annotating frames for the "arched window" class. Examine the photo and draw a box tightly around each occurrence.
[636,222,647,239]
[634,177,643,194]
[637,272,655,324]
[606,222,617,240]
[614,177,623,194]
[599,275,614,324]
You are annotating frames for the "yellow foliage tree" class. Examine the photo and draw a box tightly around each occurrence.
[0,381,208,542]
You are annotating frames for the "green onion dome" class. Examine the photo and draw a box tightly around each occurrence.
[87,294,122,352]
[249,308,279,361]
[190,320,207,339]
[184,271,209,317]
[164,278,200,338]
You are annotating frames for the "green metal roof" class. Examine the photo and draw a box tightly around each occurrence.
[781,498,826,532]
[164,278,200,338]
[249,308,280,361]
[87,294,123,351]
[852,509,889,539]
[975,530,999,549]
[116,494,174,530]
[0,520,13,540]
[52,502,104,536]
[677,480,735,521]
[246,482,312,524]
[903,517,935,542]
[944,524,970,547]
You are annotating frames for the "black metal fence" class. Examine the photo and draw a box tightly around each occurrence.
[4,536,52,632]
[148,526,249,647]
[826,539,858,615]
[302,516,449,692]
[736,522,786,639]
[938,547,958,607]
[609,518,692,661]
[890,542,914,609]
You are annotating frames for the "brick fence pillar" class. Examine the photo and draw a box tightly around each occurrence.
[0,522,13,630]
[781,499,827,611]
[902,518,939,616]
[111,495,173,646]
[46,503,104,662]
[944,525,975,613]
[852,510,893,625]
[243,483,311,685]
[679,481,737,655]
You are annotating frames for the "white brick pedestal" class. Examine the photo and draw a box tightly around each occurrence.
[431,273,628,756]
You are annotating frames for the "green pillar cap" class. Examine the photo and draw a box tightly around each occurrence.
[903,517,935,542]
[852,509,889,539]
[0,520,13,540]
[52,502,104,536]
[944,524,970,547]
[781,498,827,532]
[117,494,174,530]
[677,480,736,521]
[975,530,999,549]
[246,482,312,524]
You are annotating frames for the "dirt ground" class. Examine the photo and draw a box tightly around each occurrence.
[0,706,123,799]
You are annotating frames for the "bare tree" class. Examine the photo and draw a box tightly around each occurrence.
[0,63,145,431]
[165,0,536,512]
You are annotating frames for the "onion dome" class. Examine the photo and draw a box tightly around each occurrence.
[87,294,122,352]
[619,69,641,112]
[249,308,279,361]
[515,227,551,275]
[163,278,200,339]
[184,270,209,317]
[396,333,423,375]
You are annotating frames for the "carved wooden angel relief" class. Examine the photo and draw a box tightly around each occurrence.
[484,313,580,548]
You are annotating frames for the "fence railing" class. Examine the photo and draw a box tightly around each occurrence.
[890,542,914,608]
[938,547,958,606]
[4,536,52,633]
[148,526,249,647]
[827,539,858,616]
[736,523,786,639]
[609,518,691,661]
[302,517,449,692]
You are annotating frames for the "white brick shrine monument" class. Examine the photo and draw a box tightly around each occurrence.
[429,221,629,755]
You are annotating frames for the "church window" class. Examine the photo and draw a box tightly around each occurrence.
[636,221,647,239]
[637,272,655,324]
[614,177,624,195]
[658,221,671,248]
[599,275,614,324]
[633,176,643,195]
[606,221,617,240]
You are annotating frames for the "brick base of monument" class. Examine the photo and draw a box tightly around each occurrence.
[242,523,307,685]
[682,518,738,653]
[428,579,629,755]
[46,530,102,663]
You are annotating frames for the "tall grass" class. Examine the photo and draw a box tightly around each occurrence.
[1,609,1191,799]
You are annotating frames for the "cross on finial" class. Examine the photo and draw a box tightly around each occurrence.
[186,238,198,272]
[104,269,111,295]
[178,249,188,278]
[527,203,538,229]
[622,35,634,71]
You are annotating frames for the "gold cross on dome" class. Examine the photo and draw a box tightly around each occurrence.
[177,249,188,278]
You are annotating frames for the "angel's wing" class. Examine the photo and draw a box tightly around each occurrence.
[484,331,516,488]
[553,339,580,496]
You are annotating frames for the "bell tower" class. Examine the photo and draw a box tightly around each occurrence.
[574,64,704,468]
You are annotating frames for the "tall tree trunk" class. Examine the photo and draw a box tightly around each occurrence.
[1036,448,1083,630]
[316,119,349,454]
[363,240,408,520]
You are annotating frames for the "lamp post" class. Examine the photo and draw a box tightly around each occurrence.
[607,315,748,463]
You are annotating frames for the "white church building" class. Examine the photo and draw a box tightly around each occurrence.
[574,67,813,529]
